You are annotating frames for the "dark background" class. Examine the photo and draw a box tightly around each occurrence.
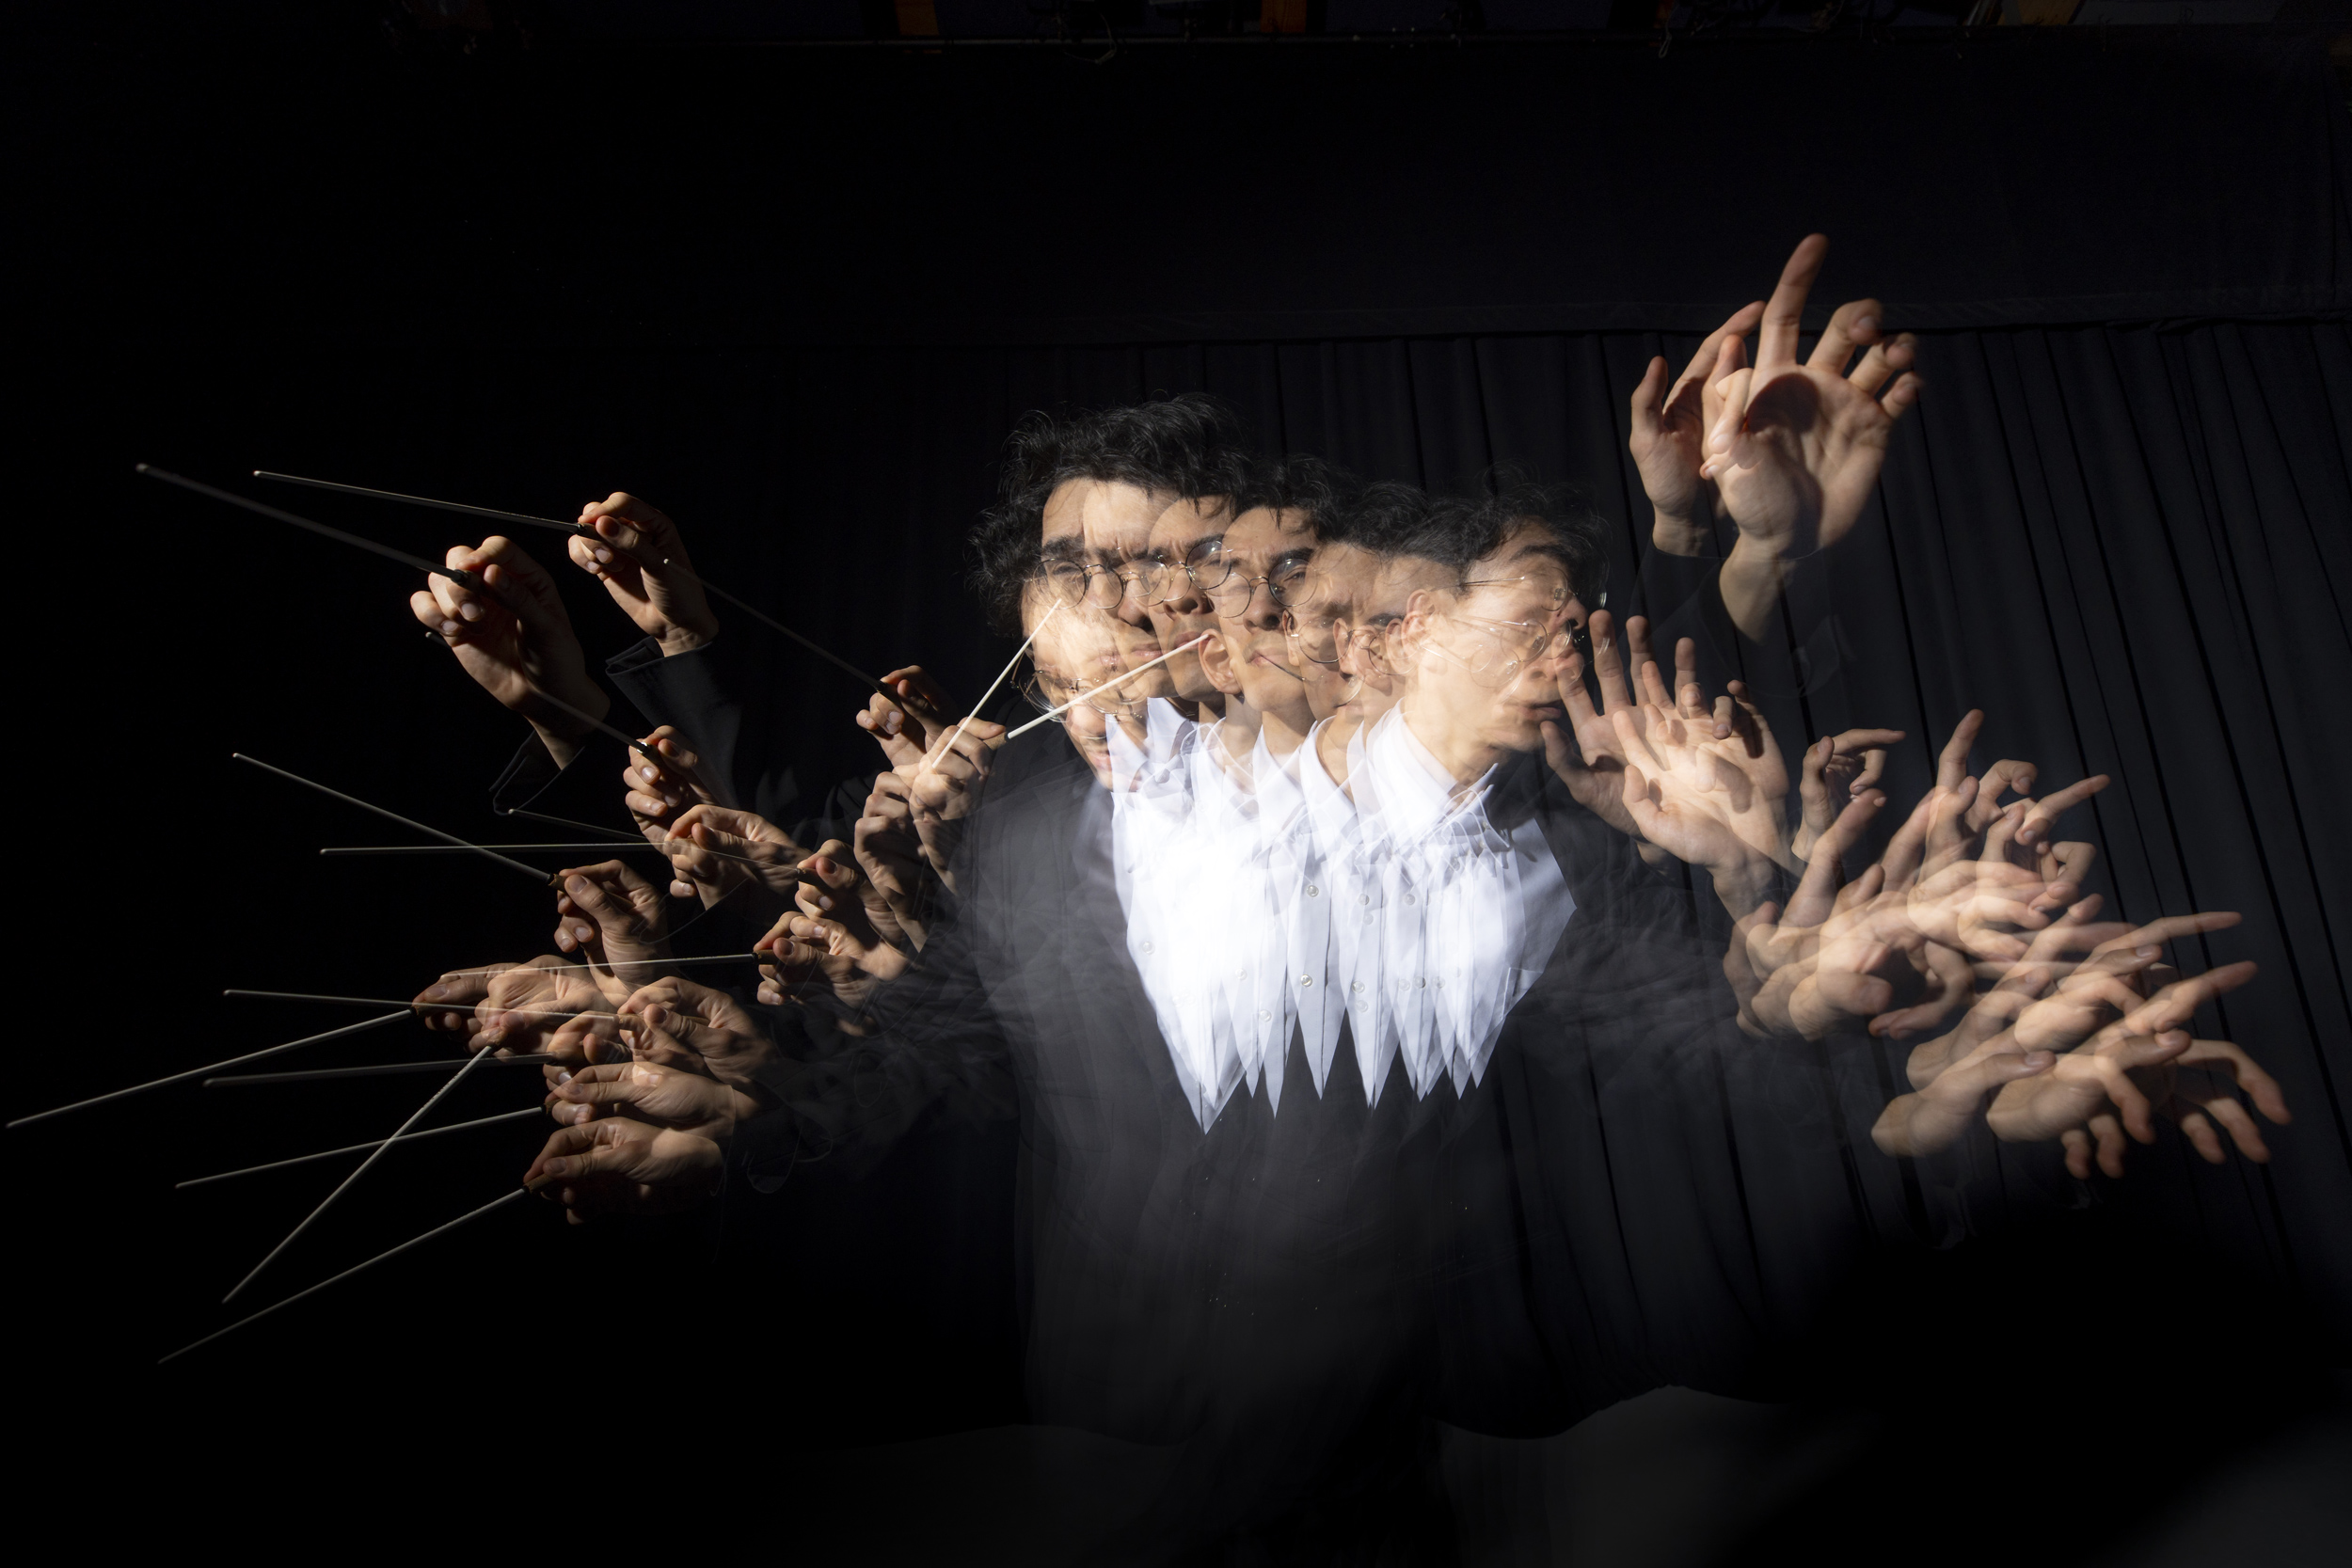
[13,8,2352,1558]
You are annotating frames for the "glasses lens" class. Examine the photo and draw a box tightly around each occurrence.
[1282,610,1343,666]
[1204,576,1252,614]
[1041,562,1089,606]
[1269,563,1311,609]
[1189,544,1234,593]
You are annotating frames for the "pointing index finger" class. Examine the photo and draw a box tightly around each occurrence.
[1756,234,1829,372]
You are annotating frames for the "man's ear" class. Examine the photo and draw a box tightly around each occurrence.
[1196,629,1247,697]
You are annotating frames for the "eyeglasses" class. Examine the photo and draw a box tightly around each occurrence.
[1019,670,1149,720]
[1039,541,1242,611]
[1458,561,1607,610]
[1436,613,1577,687]
[1202,549,1312,616]
[1041,558,1151,611]
[1281,609,1342,667]
[1457,574,1574,613]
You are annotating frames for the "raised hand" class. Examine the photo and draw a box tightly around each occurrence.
[565,492,718,656]
[1698,236,1925,638]
[525,1117,722,1224]
[1987,960,2270,1177]
[1792,727,1905,862]
[1629,302,1766,556]
[409,535,610,765]
[1543,610,1648,834]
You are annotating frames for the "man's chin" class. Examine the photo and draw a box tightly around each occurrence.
[1121,669,1179,701]
[1494,713,1553,753]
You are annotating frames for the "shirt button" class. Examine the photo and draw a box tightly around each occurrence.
[1140,941,1153,954]
[1350,981,1364,993]
[1404,894,1417,906]
[1298,975,1312,988]
[1359,894,1371,906]
[1416,976,1426,989]
[1259,1009,1272,1022]
[1305,884,1319,897]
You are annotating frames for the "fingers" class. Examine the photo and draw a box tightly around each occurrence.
[1846,331,1917,398]
[1699,361,1755,482]
[469,537,571,641]
[1630,355,1668,442]
[1936,710,1983,791]
[2017,773,2109,847]
[1624,616,1661,698]
[555,862,667,954]
[414,969,498,1032]
[1756,233,1829,372]
[580,493,684,569]
[1797,736,1834,836]
[2084,911,2241,971]
[429,542,498,628]
[2089,1112,2129,1180]
[1557,649,1603,736]
[796,841,858,917]
[1786,790,1886,927]
[1828,729,1903,795]
[628,727,704,794]
[2116,959,2259,1042]
[1970,759,2038,831]
[1806,296,1883,378]
[2105,1031,2197,1143]
[2177,1037,2291,1127]
[1677,301,1766,394]
[1879,371,1926,419]
[1587,610,1632,713]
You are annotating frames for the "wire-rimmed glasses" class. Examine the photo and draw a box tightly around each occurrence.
[1201,548,1312,617]
[1040,540,1243,611]
[1041,558,1149,611]
[1435,612,1578,688]
[1019,669,1150,721]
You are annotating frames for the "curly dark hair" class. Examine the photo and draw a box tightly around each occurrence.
[1336,481,1451,563]
[1232,453,1361,540]
[967,393,1252,633]
[1447,469,1613,603]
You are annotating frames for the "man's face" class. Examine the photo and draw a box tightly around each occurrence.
[1025,590,1139,789]
[1205,505,1317,718]
[1141,496,1230,705]
[1282,539,1379,724]
[1406,531,1581,757]
[1041,478,1177,700]
[1334,554,1447,716]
